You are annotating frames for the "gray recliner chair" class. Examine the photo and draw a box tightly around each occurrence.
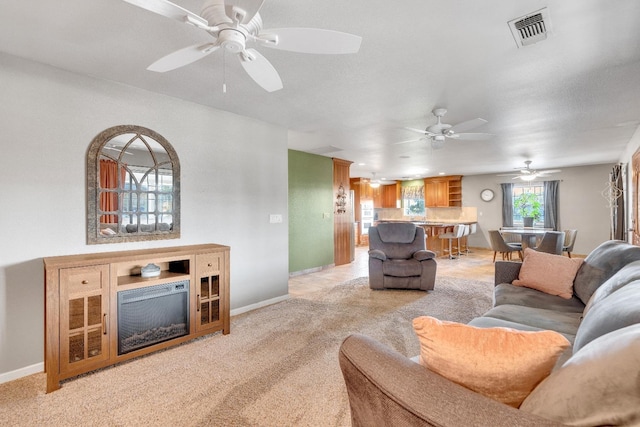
[368,222,437,291]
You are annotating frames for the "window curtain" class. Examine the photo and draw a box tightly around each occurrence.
[99,159,124,223]
[611,164,625,240]
[500,183,514,227]
[401,184,424,200]
[543,180,560,230]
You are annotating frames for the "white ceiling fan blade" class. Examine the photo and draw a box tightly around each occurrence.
[449,118,488,133]
[147,43,219,72]
[449,132,494,140]
[258,28,362,54]
[538,169,562,174]
[239,49,283,92]
[121,0,208,28]
[225,0,265,24]
[393,137,426,145]
[404,127,431,135]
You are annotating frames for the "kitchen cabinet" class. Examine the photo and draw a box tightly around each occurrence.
[424,176,463,207]
[373,183,399,208]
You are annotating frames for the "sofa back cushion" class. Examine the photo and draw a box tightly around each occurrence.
[376,222,418,244]
[573,280,640,353]
[573,240,640,304]
[369,224,425,259]
[520,324,640,426]
[583,260,640,316]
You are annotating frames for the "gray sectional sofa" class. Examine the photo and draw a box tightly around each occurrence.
[339,240,640,426]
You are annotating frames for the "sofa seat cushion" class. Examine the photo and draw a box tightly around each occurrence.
[573,240,640,304]
[520,324,640,426]
[382,258,422,277]
[482,305,582,338]
[468,316,576,343]
[413,316,570,408]
[572,280,640,354]
[494,283,585,313]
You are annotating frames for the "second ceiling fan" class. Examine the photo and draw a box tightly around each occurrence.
[399,108,493,149]
[497,161,562,181]
[121,0,362,92]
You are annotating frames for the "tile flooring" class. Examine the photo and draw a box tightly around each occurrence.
[289,245,498,298]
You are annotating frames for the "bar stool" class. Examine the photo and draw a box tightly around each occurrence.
[462,223,477,254]
[439,224,465,259]
[460,224,470,254]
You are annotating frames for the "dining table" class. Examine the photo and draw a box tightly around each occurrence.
[499,228,550,250]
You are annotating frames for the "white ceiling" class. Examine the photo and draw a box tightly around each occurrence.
[1,0,640,180]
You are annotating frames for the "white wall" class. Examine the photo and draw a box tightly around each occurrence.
[0,53,289,379]
[462,164,615,255]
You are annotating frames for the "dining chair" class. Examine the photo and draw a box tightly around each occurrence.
[439,224,466,259]
[562,229,578,258]
[500,231,523,250]
[533,231,565,255]
[488,230,522,262]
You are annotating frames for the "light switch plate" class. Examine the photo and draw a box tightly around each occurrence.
[269,214,283,224]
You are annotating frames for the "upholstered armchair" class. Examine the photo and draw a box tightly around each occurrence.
[368,222,437,291]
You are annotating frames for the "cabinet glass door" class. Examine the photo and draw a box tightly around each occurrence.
[60,265,109,373]
[197,275,220,330]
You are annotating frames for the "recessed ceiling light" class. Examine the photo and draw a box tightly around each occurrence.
[358,162,366,166]
[439,172,446,175]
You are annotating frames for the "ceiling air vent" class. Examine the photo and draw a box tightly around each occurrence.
[508,7,551,48]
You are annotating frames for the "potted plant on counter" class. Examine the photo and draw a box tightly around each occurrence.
[514,192,541,227]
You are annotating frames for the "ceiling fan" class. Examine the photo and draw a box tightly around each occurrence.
[497,160,562,181]
[121,0,362,92]
[397,108,493,149]
[367,172,395,188]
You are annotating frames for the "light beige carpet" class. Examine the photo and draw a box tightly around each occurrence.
[0,276,493,427]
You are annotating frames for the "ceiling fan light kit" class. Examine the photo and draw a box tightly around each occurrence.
[122,0,362,92]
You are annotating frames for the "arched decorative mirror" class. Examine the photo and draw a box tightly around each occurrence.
[87,125,180,244]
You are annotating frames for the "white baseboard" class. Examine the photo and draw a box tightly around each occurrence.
[230,294,290,316]
[1,296,290,385]
[0,362,44,385]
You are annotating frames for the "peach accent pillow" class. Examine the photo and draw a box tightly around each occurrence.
[512,248,583,299]
[412,316,570,408]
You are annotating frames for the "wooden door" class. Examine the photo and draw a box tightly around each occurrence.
[632,151,640,245]
[333,158,353,265]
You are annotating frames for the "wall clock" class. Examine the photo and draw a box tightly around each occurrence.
[480,189,495,202]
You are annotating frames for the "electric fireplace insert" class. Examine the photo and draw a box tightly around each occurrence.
[117,280,189,355]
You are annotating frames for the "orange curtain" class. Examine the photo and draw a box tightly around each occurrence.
[99,159,123,223]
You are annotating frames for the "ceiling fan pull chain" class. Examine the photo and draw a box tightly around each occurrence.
[222,50,227,93]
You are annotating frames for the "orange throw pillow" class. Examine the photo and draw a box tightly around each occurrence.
[412,316,570,407]
[512,248,583,299]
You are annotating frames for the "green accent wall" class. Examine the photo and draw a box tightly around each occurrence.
[288,150,334,273]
